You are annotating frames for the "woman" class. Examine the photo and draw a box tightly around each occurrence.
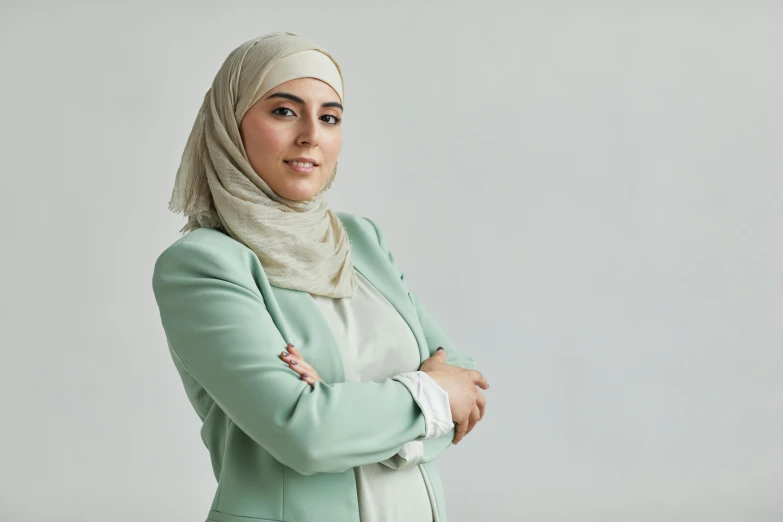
[152,31,489,522]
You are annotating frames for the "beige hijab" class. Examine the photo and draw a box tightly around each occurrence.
[168,32,357,298]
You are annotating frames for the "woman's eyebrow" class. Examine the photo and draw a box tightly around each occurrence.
[266,92,343,111]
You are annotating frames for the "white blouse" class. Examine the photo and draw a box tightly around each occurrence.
[310,268,452,522]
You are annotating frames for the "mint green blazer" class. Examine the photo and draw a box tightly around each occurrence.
[152,212,478,522]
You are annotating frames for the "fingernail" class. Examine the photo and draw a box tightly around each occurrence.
[303,373,309,378]
[287,343,293,348]
[291,360,298,366]
[282,352,290,357]
[437,347,444,352]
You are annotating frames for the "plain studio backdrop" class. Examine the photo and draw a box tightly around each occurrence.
[1,1,781,521]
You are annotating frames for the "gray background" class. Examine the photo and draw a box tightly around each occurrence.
[1,1,781,521]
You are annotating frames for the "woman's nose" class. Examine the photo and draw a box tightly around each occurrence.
[295,115,319,147]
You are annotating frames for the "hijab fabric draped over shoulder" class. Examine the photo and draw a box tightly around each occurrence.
[168,32,357,298]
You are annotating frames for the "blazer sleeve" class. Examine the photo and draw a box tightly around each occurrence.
[152,238,429,476]
[363,217,481,464]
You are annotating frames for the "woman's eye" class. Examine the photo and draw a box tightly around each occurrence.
[321,114,341,125]
[272,107,295,117]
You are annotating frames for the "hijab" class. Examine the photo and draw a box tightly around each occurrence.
[167,32,357,298]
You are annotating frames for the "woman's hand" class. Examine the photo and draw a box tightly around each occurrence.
[420,348,489,445]
[280,343,322,386]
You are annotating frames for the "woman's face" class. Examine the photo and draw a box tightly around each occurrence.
[239,77,343,201]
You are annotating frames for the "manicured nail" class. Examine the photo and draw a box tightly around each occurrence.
[291,360,298,366]
[437,347,444,352]
[287,343,293,348]
[282,352,290,357]
[303,373,309,378]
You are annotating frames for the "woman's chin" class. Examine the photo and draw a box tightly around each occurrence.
[274,183,320,202]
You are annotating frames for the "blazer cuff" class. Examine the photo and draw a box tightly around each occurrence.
[392,371,453,440]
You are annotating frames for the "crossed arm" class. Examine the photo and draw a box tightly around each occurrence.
[152,217,481,475]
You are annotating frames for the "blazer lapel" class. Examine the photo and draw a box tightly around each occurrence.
[348,236,430,364]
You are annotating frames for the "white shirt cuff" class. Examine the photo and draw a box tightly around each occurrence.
[379,440,424,470]
[392,371,453,440]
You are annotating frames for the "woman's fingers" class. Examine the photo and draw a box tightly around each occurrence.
[300,372,318,385]
[280,350,315,374]
[469,369,490,390]
[282,344,309,368]
[464,405,482,437]
[476,389,486,421]
[285,344,316,371]
[280,344,322,386]
[453,394,485,444]
[283,353,320,384]
[283,352,314,372]
[453,419,469,445]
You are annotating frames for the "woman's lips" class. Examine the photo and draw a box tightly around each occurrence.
[284,160,317,174]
